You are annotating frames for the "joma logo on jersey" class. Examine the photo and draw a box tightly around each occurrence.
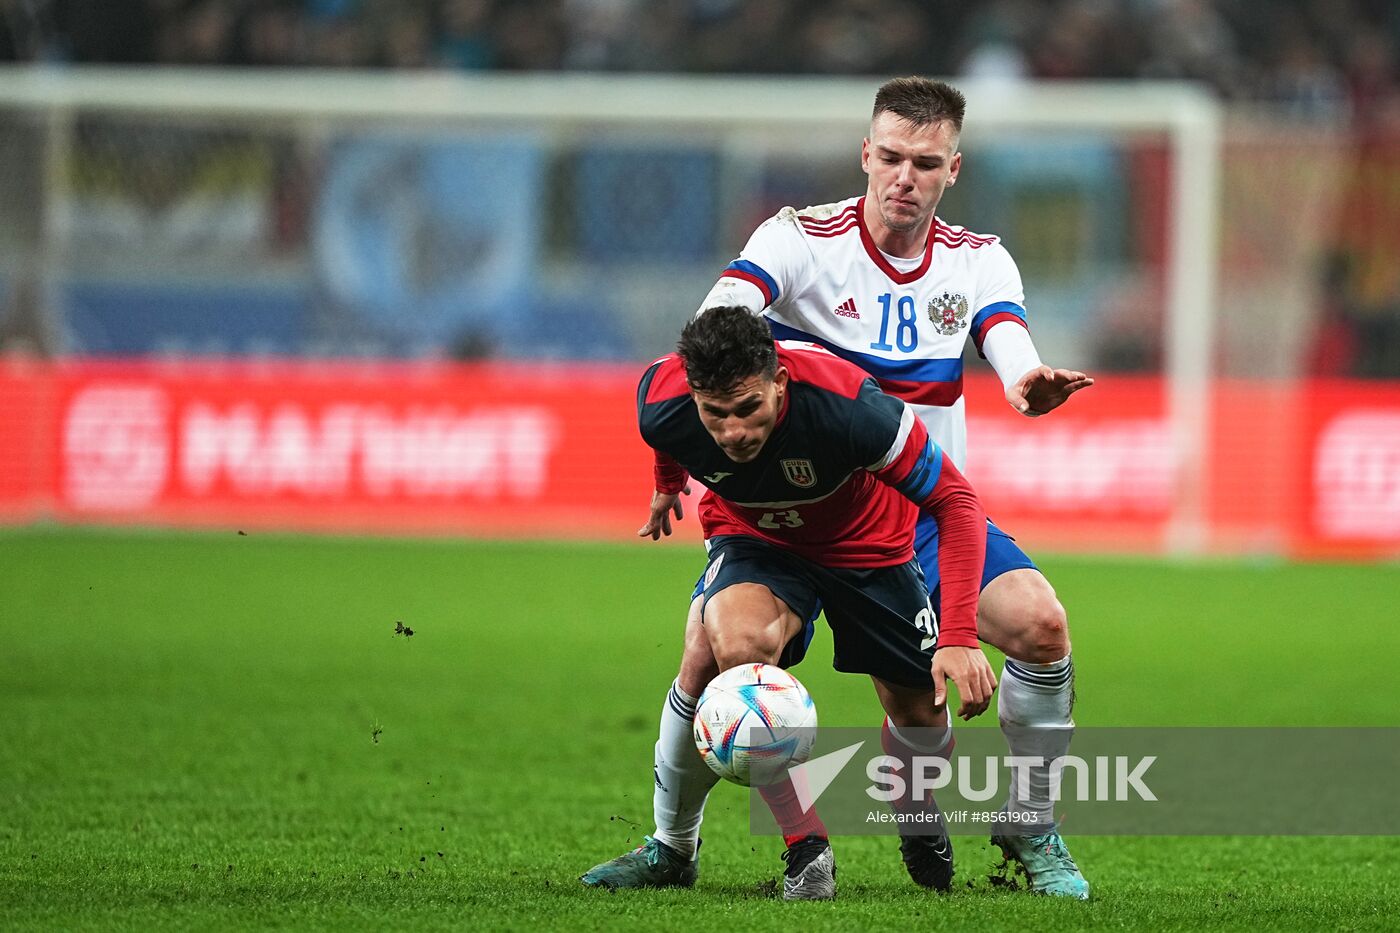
[928,291,969,336]
[781,459,817,488]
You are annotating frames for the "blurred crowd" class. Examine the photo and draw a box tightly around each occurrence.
[0,0,1397,120]
[4,0,1400,375]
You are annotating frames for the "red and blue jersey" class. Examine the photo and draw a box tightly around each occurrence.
[637,342,986,648]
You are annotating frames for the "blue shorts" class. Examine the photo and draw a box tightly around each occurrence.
[913,514,1038,619]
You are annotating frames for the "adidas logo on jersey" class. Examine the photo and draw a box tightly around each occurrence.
[833,298,859,319]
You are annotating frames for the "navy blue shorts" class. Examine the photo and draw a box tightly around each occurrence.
[688,518,1038,684]
[693,535,939,689]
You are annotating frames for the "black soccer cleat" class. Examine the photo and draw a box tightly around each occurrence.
[898,832,955,891]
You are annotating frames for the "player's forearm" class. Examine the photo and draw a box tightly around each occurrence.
[921,466,986,648]
[982,320,1043,391]
[870,411,986,641]
[653,449,690,495]
[695,276,768,318]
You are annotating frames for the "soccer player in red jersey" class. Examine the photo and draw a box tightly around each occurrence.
[583,306,993,899]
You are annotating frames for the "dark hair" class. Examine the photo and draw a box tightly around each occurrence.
[677,306,778,394]
[873,77,966,134]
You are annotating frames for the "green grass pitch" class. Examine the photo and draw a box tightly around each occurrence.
[2,527,1398,930]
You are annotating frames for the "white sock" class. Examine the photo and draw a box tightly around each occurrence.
[998,655,1075,829]
[885,716,954,755]
[652,679,718,858]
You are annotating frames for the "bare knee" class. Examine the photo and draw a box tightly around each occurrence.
[980,570,1072,663]
[1015,596,1070,663]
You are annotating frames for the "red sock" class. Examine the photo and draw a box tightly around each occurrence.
[758,774,828,847]
[880,716,954,816]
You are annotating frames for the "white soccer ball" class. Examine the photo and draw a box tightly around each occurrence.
[692,663,818,787]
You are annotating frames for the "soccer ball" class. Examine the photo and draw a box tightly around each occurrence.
[692,663,818,787]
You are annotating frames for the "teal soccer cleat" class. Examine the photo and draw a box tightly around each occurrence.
[991,829,1090,900]
[580,836,698,890]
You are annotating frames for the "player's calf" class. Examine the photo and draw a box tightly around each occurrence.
[877,713,957,891]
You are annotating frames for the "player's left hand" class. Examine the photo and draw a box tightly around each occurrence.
[637,485,691,540]
[1007,366,1094,417]
[931,645,998,720]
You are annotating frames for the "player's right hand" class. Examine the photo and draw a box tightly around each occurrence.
[931,645,998,720]
[637,485,691,540]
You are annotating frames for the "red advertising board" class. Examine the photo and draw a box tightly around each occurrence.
[28,359,660,539]
[1293,380,1400,558]
[963,374,1173,553]
[1,359,1398,559]
[0,361,47,522]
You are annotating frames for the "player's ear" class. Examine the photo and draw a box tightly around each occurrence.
[772,366,790,392]
[861,137,872,174]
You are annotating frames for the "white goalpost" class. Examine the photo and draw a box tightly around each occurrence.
[0,67,1222,552]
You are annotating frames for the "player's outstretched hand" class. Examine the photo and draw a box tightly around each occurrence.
[932,645,998,721]
[637,485,691,540]
[1007,366,1094,417]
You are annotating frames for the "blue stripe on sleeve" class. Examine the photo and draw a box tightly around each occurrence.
[894,439,944,503]
[726,259,781,304]
[970,301,1026,333]
[766,319,962,382]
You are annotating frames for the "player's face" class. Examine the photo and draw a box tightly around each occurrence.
[861,112,962,234]
[690,368,789,463]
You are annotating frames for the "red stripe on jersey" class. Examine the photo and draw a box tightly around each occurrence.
[934,219,997,248]
[776,344,870,400]
[972,311,1028,352]
[804,219,859,239]
[856,196,934,284]
[720,269,775,306]
[933,233,994,251]
[876,376,964,407]
[644,354,691,404]
[799,207,857,230]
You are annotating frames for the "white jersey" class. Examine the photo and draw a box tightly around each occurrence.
[697,195,1038,470]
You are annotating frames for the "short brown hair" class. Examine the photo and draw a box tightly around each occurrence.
[873,77,966,134]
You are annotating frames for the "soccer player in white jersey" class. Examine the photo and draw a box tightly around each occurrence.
[584,77,1094,899]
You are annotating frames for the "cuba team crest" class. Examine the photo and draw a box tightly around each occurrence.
[781,458,817,488]
[928,291,969,336]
